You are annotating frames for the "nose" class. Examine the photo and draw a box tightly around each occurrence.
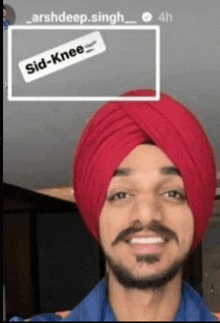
[130,194,164,225]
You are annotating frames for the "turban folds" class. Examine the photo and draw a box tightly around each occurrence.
[73,89,217,250]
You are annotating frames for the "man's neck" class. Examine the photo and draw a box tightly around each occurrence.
[107,272,182,322]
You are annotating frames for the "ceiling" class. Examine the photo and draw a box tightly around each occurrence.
[3,0,220,199]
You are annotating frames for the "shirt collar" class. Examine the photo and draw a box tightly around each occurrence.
[66,276,216,321]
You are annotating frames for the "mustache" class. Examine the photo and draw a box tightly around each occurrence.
[112,220,178,246]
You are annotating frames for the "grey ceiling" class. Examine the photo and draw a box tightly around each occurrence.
[3,0,220,191]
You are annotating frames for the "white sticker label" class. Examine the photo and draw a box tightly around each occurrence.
[18,31,106,83]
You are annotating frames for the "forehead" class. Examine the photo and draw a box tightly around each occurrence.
[110,144,182,184]
[119,144,174,169]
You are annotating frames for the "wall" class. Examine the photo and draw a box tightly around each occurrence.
[3,0,220,191]
[3,184,100,320]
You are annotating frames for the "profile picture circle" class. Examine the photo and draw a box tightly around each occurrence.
[3,4,16,31]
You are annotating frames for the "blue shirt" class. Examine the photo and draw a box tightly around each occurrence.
[9,277,217,321]
[3,19,10,31]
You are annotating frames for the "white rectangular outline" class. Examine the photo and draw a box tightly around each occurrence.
[8,25,160,101]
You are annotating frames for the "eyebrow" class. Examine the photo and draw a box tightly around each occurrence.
[112,166,181,177]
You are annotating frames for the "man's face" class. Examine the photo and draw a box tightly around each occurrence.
[3,8,7,19]
[99,144,194,288]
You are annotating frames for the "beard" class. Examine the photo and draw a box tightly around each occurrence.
[104,250,189,290]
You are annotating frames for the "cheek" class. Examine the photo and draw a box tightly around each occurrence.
[99,207,125,245]
[171,208,194,247]
[99,216,111,241]
[182,210,194,235]
[99,209,115,244]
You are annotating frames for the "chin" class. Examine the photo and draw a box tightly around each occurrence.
[105,252,188,290]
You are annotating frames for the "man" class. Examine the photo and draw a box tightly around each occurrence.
[10,89,218,321]
[3,5,10,31]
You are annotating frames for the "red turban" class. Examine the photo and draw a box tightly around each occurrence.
[73,89,217,250]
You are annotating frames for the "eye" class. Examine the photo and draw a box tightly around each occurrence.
[164,190,186,201]
[108,192,128,202]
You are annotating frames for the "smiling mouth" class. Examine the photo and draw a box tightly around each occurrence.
[124,235,171,244]
[123,235,172,255]
[128,242,166,256]
[128,236,165,244]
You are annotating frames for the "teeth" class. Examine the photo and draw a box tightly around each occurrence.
[130,237,164,244]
